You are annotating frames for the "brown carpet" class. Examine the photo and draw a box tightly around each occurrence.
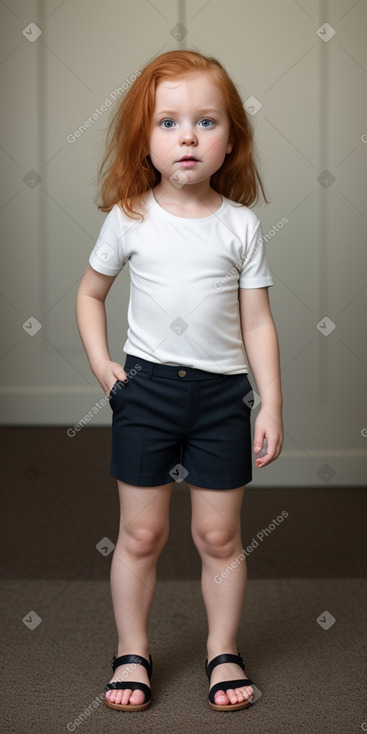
[1,427,367,734]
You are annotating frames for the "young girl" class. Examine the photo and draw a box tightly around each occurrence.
[76,50,283,712]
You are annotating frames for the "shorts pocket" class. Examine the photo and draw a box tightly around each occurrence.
[108,380,126,409]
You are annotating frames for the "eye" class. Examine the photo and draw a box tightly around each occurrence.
[160,119,175,129]
[199,118,215,128]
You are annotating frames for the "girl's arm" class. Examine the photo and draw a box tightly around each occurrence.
[76,264,128,395]
[239,287,284,468]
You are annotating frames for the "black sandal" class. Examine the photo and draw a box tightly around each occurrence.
[105,654,152,711]
[205,652,254,711]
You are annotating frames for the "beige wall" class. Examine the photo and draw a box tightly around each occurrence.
[1,0,366,486]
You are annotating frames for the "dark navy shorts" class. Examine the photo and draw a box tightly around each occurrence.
[109,354,253,490]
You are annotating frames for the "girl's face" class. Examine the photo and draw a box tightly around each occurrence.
[149,72,233,189]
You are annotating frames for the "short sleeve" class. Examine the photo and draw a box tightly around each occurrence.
[239,219,274,289]
[89,205,128,276]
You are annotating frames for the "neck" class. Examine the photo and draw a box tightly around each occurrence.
[153,180,219,207]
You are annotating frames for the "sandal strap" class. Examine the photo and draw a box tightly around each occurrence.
[105,681,151,703]
[205,652,245,679]
[111,653,152,678]
[208,678,253,704]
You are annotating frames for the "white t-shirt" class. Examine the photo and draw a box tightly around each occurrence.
[89,189,274,375]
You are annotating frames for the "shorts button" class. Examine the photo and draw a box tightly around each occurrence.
[178,369,186,377]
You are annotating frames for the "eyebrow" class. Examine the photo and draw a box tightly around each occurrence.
[155,108,220,116]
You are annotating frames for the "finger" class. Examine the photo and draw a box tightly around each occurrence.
[255,437,281,467]
[253,427,266,455]
[256,458,272,468]
[255,438,272,465]
[116,369,128,382]
[264,437,277,460]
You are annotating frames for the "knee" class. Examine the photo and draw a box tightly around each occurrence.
[123,523,168,559]
[192,526,239,559]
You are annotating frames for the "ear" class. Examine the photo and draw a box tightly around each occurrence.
[226,140,233,155]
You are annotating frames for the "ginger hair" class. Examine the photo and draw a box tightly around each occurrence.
[97,50,268,219]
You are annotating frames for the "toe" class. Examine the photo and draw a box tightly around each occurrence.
[236,685,253,703]
[115,689,124,705]
[110,689,120,704]
[110,688,145,707]
[129,689,145,706]
[225,688,238,705]
[243,685,254,701]
[233,688,245,702]
[214,689,230,705]
[120,689,133,706]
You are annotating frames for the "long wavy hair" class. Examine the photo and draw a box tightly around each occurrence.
[97,50,268,219]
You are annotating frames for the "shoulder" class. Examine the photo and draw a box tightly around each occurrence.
[222,196,261,232]
[109,190,153,224]
[102,198,147,231]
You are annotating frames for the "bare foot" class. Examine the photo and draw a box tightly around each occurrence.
[208,658,254,707]
[105,655,150,708]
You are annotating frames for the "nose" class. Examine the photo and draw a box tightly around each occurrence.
[179,126,197,145]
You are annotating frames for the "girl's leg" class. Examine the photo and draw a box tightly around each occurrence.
[106,480,174,707]
[190,484,254,707]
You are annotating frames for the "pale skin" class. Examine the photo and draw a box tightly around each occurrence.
[76,71,283,708]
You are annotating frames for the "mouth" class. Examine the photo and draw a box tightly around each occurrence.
[177,155,200,162]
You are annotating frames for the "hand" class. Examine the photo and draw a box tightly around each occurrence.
[253,405,283,468]
[92,359,128,397]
